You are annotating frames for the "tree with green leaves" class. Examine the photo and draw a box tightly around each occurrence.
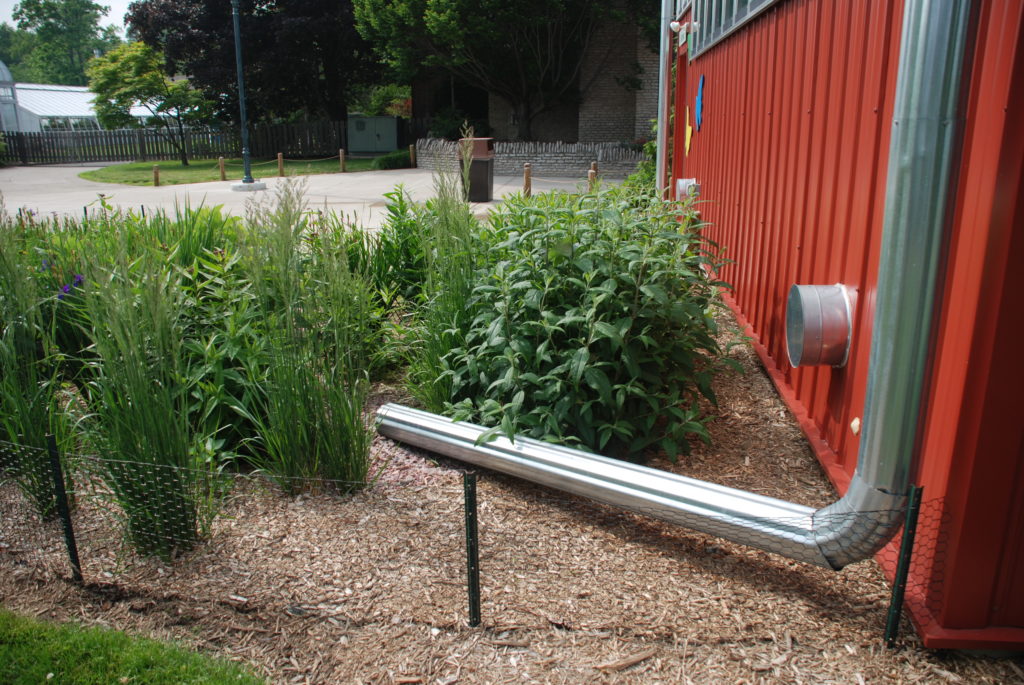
[353,0,656,140]
[125,0,380,124]
[87,42,212,165]
[0,23,41,82]
[11,0,120,85]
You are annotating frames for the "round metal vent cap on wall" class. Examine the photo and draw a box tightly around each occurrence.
[786,284,853,368]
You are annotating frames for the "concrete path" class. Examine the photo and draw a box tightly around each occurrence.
[0,164,591,227]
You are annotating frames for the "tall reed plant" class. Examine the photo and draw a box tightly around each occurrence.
[243,182,374,492]
[81,248,222,559]
[406,152,485,411]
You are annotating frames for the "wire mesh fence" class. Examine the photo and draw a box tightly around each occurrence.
[0,437,947,646]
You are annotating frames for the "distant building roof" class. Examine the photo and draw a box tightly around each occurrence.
[14,82,152,119]
[16,83,100,118]
[0,59,13,84]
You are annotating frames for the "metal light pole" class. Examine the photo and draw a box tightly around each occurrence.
[230,0,263,189]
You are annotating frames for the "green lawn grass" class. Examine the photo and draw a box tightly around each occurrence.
[80,156,376,186]
[0,607,265,684]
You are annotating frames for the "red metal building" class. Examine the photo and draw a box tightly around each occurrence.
[666,0,1023,649]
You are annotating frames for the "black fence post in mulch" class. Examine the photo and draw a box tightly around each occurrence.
[46,434,82,582]
[885,484,924,648]
[463,472,482,627]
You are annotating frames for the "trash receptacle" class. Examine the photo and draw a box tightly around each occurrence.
[459,137,494,202]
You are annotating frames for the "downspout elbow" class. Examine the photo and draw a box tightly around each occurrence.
[812,475,906,570]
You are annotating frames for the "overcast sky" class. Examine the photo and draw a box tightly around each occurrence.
[0,0,133,33]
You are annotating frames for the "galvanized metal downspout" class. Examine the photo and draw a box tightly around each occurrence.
[377,0,973,570]
[809,0,973,568]
[655,0,673,197]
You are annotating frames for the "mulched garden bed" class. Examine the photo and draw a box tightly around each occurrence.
[2,316,1021,684]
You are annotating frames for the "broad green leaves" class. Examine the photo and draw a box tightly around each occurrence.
[435,186,729,461]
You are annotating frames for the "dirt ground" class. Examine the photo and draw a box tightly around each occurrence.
[2,316,1023,684]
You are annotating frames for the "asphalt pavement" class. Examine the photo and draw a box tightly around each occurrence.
[0,164,591,227]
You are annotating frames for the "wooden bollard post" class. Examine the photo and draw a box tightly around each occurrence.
[277,152,285,177]
[523,163,532,198]
[591,161,598,176]
[218,156,226,181]
[339,149,346,172]
[588,169,597,192]
[153,165,160,187]
[409,144,416,168]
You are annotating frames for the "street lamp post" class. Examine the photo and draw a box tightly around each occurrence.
[230,0,265,191]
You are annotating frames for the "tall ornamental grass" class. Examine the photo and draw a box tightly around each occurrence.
[406,157,485,411]
[0,227,73,517]
[243,182,374,491]
[81,249,223,559]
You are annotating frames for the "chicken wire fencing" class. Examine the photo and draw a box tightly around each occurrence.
[1,438,945,646]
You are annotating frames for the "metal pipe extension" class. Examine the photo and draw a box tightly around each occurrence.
[655,0,674,198]
[377,0,973,571]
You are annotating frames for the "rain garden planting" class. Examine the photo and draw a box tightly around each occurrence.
[0,170,726,560]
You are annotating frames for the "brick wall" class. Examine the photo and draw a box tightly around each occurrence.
[633,42,660,140]
[415,138,646,179]
[578,21,639,142]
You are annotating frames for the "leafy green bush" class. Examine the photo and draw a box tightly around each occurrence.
[371,149,412,170]
[436,186,727,460]
[624,134,657,191]
[341,187,427,310]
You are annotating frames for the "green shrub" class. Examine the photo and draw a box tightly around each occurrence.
[340,187,427,310]
[371,149,412,170]
[438,186,727,460]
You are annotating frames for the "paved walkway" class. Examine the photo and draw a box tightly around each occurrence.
[0,164,591,227]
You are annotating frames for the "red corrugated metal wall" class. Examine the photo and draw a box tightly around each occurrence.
[671,0,1024,648]
[674,0,903,488]
[914,0,1024,647]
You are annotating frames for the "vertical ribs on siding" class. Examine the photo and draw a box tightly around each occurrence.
[684,0,904,485]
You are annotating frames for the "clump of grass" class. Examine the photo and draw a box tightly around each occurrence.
[405,147,484,411]
[0,226,73,517]
[80,245,223,559]
[243,181,374,492]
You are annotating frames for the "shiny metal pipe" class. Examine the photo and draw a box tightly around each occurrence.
[377,403,833,567]
[655,0,673,197]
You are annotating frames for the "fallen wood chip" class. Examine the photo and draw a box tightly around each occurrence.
[485,639,530,648]
[595,648,657,672]
[394,678,423,684]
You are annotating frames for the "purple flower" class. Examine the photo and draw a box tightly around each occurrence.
[39,259,50,272]
[73,274,84,287]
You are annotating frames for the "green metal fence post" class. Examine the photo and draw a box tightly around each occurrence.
[46,434,82,582]
[885,485,923,647]
[463,472,482,627]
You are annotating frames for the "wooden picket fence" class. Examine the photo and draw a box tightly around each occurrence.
[0,121,346,165]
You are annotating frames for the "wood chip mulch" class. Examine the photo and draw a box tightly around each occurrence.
[2,314,1022,684]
